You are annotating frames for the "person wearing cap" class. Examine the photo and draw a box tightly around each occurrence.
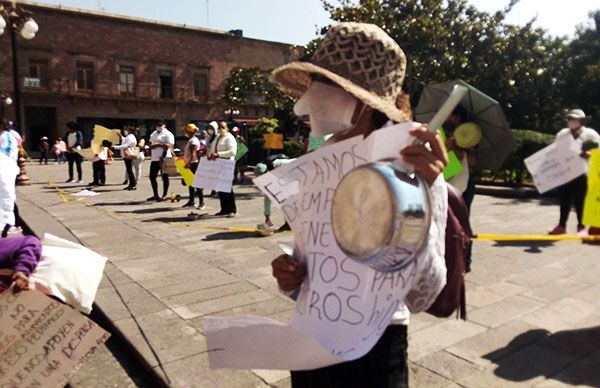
[38,136,50,165]
[112,126,139,190]
[147,121,175,201]
[269,22,448,387]
[208,121,238,216]
[64,121,83,183]
[182,123,205,209]
[549,109,600,236]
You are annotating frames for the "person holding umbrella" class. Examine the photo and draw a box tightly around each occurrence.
[549,109,600,236]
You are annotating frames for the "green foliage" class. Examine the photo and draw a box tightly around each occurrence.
[284,140,306,158]
[478,129,554,185]
[319,0,571,132]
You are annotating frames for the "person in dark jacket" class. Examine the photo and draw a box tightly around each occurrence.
[64,121,84,182]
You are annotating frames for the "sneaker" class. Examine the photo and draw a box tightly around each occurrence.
[146,196,160,201]
[182,201,195,208]
[226,213,236,218]
[88,182,99,186]
[548,225,566,235]
[126,186,137,191]
[65,178,74,183]
[577,226,588,237]
[6,226,22,235]
[198,203,206,210]
[77,180,84,183]
[214,211,227,216]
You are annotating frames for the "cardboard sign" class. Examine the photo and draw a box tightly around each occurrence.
[525,135,589,194]
[583,149,600,227]
[0,290,110,387]
[192,157,235,192]
[263,133,284,150]
[206,123,432,370]
[91,125,121,154]
[175,157,195,187]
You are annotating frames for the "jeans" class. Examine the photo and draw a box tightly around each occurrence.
[187,162,204,205]
[290,325,408,388]
[149,160,169,198]
[124,159,136,188]
[92,160,106,184]
[66,152,82,180]
[132,155,144,181]
[558,174,587,228]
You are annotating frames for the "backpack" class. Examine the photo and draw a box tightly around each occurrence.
[427,183,472,319]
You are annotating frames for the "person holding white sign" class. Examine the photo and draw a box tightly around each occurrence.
[549,109,599,236]
[269,22,448,387]
[208,121,238,217]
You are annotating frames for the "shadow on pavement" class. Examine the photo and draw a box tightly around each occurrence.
[141,216,192,223]
[490,197,557,207]
[115,207,176,214]
[234,192,263,200]
[93,201,149,206]
[493,240,554,253]
[484,326,600,386]
[203,231,259,240]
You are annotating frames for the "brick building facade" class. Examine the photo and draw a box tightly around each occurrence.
[0,1,298,150]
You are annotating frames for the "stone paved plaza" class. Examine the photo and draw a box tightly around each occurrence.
[16,161,600,387]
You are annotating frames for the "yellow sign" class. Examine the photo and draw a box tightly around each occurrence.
[91,125,121,154]
[175,157,195,186]
[264,133,284,150]
[583,149,600,227]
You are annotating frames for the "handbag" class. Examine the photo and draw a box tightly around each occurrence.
[122,147,139,160]
[161,156,178,175]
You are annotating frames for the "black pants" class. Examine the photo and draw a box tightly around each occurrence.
[39,151,48,165]
[188,162,204,205]
[149,160,169,198]
[218,189,236,214]
[291,325,408,388]
[124,159,136,188]
[558,175,587,228]
[66,152,82,180]
[92,160,106,184]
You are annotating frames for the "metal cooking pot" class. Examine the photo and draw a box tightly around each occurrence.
[331,161,431,272]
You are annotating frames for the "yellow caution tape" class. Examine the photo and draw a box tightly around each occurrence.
[473,234,600,242]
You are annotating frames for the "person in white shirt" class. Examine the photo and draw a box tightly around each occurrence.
[113,127,139,190]
[549,109,600,236]
[89,140,111,186]
[0,121,19,162]
[182,123,205,209]
[147,121,174,201]
[208,121,237,216]
[64,121,83,183]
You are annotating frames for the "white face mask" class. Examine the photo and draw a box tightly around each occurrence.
[294,81,358,137]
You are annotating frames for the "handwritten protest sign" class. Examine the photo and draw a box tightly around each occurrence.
[192,157,235,192]
[264,133,284,150]
[206,123,426,370]
[0,290,109,387]
[525,135,589,194]
[583,149,600,227]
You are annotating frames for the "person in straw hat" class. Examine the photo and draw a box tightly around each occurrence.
[269,22,449,387]
[549,109,600,236]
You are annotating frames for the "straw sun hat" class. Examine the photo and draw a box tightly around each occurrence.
[270,22,410,123]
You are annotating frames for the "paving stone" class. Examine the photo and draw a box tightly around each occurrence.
[570,283,600,306]
[523,277,592,303]
[252,369,290,385]
[465,280,528,309]
[408,361,455,387]
[535,314,600,358]
[111,282,169,316]
[415,350,484,386]
[520,297,598,332]
[541,349,600,387]
[157,352,269,388]
[172,289,274,319]
[408,320,487,360]
[507,267,573,288]
[446,320,547,366]
[468,295,545,328]
[164,281,258,307]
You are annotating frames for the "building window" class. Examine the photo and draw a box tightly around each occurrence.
[192,73,208,100]
[76,62,94,91]
[119,65,135,95]
[159,70,173,99]
[27,59,48,88]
